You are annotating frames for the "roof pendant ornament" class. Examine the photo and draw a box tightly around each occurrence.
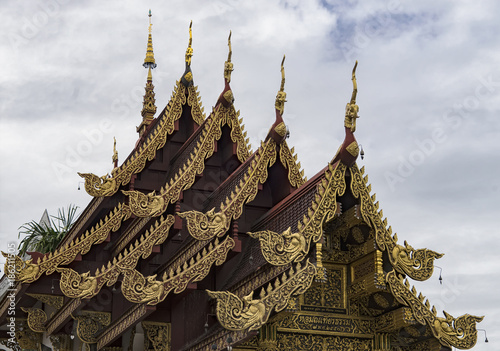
[268,55,289,143]
[333,60,360,167]
[181,21,194,87]
[138,10,158,137]
[216,31,235,107]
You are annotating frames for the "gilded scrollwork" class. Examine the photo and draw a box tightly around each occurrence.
[179,139,277,241]
[79,81,186,197]
[73,311,111,344]
[5,203,130,284]
[121,236,234,304]
[279,140,306,188]
[250,162,346,266]
[26,293,64,310]
[20,307,47,332]
[187,85,205,126]
[350,164,442,281]
[207,259,316,331]
[387,270,483,349]
[142,321,171,351]
[56,215,175,299]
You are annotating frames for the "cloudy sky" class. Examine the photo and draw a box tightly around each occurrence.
[1,0,499,348]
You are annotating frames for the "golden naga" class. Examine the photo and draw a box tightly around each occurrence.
[207,259,316,331]
[345,61,359,132]
[178,139,277,241]
[248,227,307,266]
[387,270,484,350]
[56,269,98,299]
[350,164,443,281]
[78,172,117,197]
[275,55,287,115]
[224,31,234,83]
[249,162,346,266]
[122,190,165,217]
[177,208,228,240]
[121,236,235,305]
[389,238,444,281]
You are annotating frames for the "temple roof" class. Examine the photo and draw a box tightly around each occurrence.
[0,18,483,351]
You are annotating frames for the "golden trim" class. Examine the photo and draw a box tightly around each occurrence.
[4,203,131,284]
[121,236,234,304]
[207,259,316,331]
[142,321,171,351]
[178,139,277,241]
[249,162,346,266]
[56,215,174,299]
[279,141,306,188]
[350,164,443,281]
[26,293,64,310]
[20,307,47,332]
[73,310,111,344]
[387,270,483,349]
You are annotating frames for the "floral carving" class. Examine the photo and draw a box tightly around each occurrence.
[21,307,47,332]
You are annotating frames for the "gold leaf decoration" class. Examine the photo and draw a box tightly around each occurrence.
[207,259,316,331]
[387,270,483,349]
[6,203,130,284]
[20,307,47,332]
[249,162,346,266]
[279,140,306,188]
[350,164,443,281]
[178,139,277,241]
[56,215,174,299]
[121,236,234,305]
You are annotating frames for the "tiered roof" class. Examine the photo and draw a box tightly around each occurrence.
[0,13,482,351]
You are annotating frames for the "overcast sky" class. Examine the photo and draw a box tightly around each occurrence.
[1,1,498,348]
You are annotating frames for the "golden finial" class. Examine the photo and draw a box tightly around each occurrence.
[143,10,157,69]
[185,21,193,65]
[147,66,152,81]
[345,60,359,132]
[275,55,287,115]
[224,31,234,82]
[112,137,118,167]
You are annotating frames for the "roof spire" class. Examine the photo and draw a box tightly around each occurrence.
[112,137,118,168]
[275,55,287,116]
[267,55,288,143]
[143,9,157,69]
[345,60,359,132]
[185,21,193,65]
[138,11,157,137]
[181,21,194,86]
[224,31,234,83]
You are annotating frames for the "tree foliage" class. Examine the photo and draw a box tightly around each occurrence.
[17,205,79,257]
